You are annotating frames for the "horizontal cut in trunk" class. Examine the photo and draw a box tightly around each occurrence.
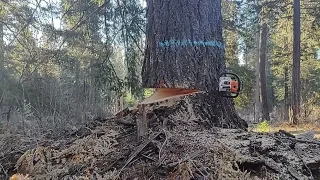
[139,88,200,105]
[139,0,247,129]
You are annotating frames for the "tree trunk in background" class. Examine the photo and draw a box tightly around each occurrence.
[244,46,248,66]
[0,21,4,81]
[259,23,270,121]
[254,31,261,122]
[254,0,261,123]
[0,21,3,110]
[266,56,274,112]
[142,0,247,129]
[284,67,289,121]
[291,0,301,124]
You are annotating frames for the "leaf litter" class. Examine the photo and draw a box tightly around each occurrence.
[1,100,320,180]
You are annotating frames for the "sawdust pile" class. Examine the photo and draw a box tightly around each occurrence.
[1,101,320,180]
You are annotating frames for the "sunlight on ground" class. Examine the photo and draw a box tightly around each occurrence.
[250,122,320,139]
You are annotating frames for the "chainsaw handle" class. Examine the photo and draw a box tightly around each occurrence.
[218,72,242,98]
[220,92,239,98]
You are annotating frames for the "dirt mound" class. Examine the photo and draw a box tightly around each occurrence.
[2,102,320,180]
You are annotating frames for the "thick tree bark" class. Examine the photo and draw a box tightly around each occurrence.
[0,21,4,81]
[259,23,270,121]
[254,25,261,122]
[291,0,301,124]
[284,67,289,121]
[254,0,261,123]
[0,21,3,110]
[141,0,247,129]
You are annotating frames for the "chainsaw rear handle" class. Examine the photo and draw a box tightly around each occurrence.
[220,92,239,98]
[219,72,242,91]
[218,72,242,98]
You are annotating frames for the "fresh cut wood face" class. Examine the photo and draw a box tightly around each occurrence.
[139,88,201,104]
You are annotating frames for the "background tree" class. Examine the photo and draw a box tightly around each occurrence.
[291,0,301,124]
[259,22,270,121]
[222,0,255,113]
[0,0,146,136]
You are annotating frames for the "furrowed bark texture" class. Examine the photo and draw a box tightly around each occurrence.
[284,67,290,121]
[142,0,247,129]
[292,0,301,124]
[259,23,270,121]
[0,21,4,81]
[254,23,261,122]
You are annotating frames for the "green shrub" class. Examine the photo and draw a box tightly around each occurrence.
[256,120,269,133]
[144,88,154,98]
[124,92,136,107]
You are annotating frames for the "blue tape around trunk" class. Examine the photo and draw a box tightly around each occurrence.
[158,39,224,49]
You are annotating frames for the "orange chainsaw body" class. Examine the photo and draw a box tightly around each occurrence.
[230,80,239,93]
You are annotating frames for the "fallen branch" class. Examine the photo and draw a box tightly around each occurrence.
[166,149,207,169]
[273,136,314,179]
[159,130,170,165]
[141,154,156,162]
[287,165,304,180]
[277,130,320,145]
[115,131,163,178]
[190,160,208,178]
[278,130,295,138]
[104,151,131,172]
[115,116,135,126]
[0,163,8,178]
[288,137,320,145]
[294,144,314,178]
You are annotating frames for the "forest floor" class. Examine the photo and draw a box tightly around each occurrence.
[251,122,320,139]
[1,102,320,180]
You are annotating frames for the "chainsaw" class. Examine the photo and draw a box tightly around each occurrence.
[218,72,242,98]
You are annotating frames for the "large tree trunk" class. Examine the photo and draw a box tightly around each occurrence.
[0,21,3,110]
[259,23,270,121]
[291,0,301,124]
[141,0,247,129]
[254,25,261,123]
[254,0,261,123]
[0,20,4,81]
[284,67,290,121]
